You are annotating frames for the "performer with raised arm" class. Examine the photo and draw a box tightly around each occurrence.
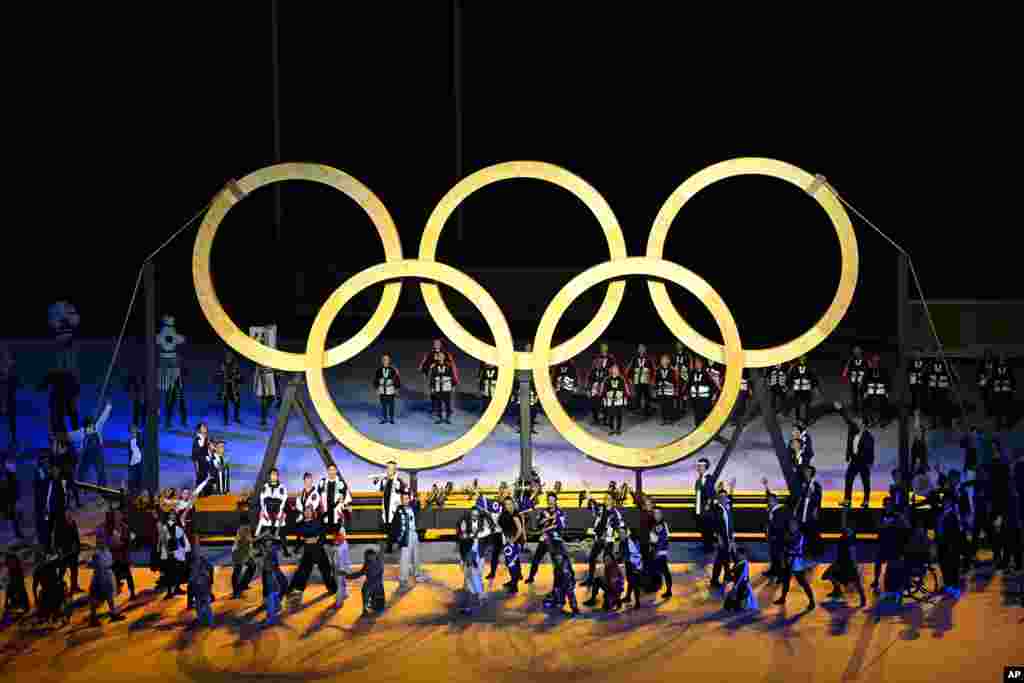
[788,356,818,425]
[762,477,789,582]
[774,517,816,610]
[627,344,654,417]
[157,316,188,430]
[215,350,243,426]
[602,364,631,436]
[842,346,867,416]
[256,468,288,548]
[374,353,401,424]
[372,461,408,554]
[67,400,112,488]
[579,482,623,588]
[688,358,718,428]
[835,400,875,508]
[653,354,681,426]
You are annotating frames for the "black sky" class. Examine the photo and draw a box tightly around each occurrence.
[15,5,1011,351]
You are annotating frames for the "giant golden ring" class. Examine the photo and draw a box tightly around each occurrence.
[305,260,516,470]
[646,158,858,368]
[193,163,404,372]
[418,161,628,370]
[533,257,744,469]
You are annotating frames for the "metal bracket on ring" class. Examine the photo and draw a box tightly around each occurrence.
[224,179,247,202]
[805,174,828,196]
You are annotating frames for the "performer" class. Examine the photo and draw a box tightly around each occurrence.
[425,348,458,424]
[334,528,352,608]
[256,533,289,624]
[871,497,909,591]
[317,463,352,533]
[87,536,125,626]
[209,440,228,495]
[552,359,579,410]
[3,551,29,616]
[0,348,18,445]
[68,401,112,488]
[478,361,499,413]
[288,505,338,597]
[56,508,82,595]
[789,436,812,468]
[456,507,493,613]
[862,355,891,428]
[653,354,681,426]
[374,353,401,424]
[688,358,718,427]
[990,355,1016,431]
[761,478,789,582]
[127,424,143,493]
[105,509,136,601]
[583,550,624,611]
[215,350,243,426]
[256,468,288,545]
[822,527,867,607]
[544,553,580,616]
[48,301,80,374]
[836,401,875,508]
[588,361,612,426]
[602,364,631,435]
[230,525,257,599]
[671,341,692,418]
[298,472,321,519]
[627,344,654,416]
[188,541,215,627]
[525,492,567,584]
[621,526,646,606]
[156,316,188,430]
[43,460,70,558]
[498,496,526,594]
[795,464,824,559]
[842,346,868,415]
[766,363,789,415]
[191,423,211,490]
[162,511,190,600]
[394,491,425,589]
[907,349,929,417]
[774,517,816,610]
[709,486,735,591]
[694,457,716,552]
[0,451,22,539]
[977,349,997,417]
[419,339,457,420]
[347,547,386,616]
[926,355,954,429]
[935,493,963,598]
[723,546,758,612]
[39,369,80,434]
[788,356,818,425]
[472,481,506,580]
[650,507,673,598]
[579,484,623,587]
[372,461,408,554]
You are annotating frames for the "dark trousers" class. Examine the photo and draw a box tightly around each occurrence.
[112,560,134,596]
[651,555,672,592]
[608,405,623,432]
[381,518,395,553]
[998,520,1022,569]
[770,389,788,415]
[691,397,711,426]
[585,539,609,581]
[37,513,50,550]
[673,393,687,417]
[3,494,21,538]
[78,448,107,488]
[850,382,863,414]
[928,389,952,428]
[486,533,502,577]
[1,385,16,441]
[380,395,395,422]
[432,392,452,420]
[527,540,561,580]
[696,512,715,551]
[909,386,926,413]
[131,399,146,429]
[658,397,675,423]
[844,462,872,503]
[792,390,812,423]
[222,396,240,425]
[711,544,731,585]
[632,384,652,415]
[164,386,187,429]
[591,396,606,424]
[938,534,962,589]
[588,575,622,609]
[781,567,815,603]
[767,535,784,576]
[992,393,1014,430]
[289,544,337,594]
[864,395,888,427]
[62,550,81,590]
[232,560,257,596]
[50,394,79,433]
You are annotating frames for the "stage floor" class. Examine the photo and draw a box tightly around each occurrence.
[2,560,1022,683]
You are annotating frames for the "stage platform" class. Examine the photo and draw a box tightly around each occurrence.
[2,559,1021,683]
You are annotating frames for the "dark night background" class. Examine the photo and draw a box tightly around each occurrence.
[15,6,1011,353]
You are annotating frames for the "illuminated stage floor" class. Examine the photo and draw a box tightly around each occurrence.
[2,561,1022,683]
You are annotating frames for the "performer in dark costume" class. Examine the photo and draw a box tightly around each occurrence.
[215,351,243,426]
[256,533,289,624]
[583,550,624,611]
[842,346,867,415]
[990,355,1016,431]
[907,350,929,417]
[38,369,80,434]
[191,423,211,491]
[731,368,752,425]
[602,364,631,435]
[871,496,909,591]
[317,463,351,534]
[105,509,136,600]
[588,361,611,426]
[525,492,567,585]
[498,496,526,594]
[788,356,818,425]
[766,363,789,415]
[627,344,654,416]
[544,553,580,616]
[347,547,386,616]
[862,354,891,428]
[795,464,824,559]
[578,485,623,587]
[123,374,146,430]
[774,517,816,609]
[671,341,691,419]
[255,468,288,545]
[56,508,83,595]
[374,353,401,424]
[926,355,954,429]
[723,546,758,611]
[288,505,338,596]
[822,527,867,607]
[3,551,29,616]
[836,401,875,508]
[0,348,18,445]
[935,492,963,598]
[653,354,681,426]
[472,482,506,580]
[709,487,735,591]
[69,401,112,489]
[478,361,499,414]
[419,339,458,421]
[688,358,718,427]
[426,349,458,424]
[977,349,996,417]
[694,458,716,552]
[0,450,23,539]
[552,359,579,411]
[372,461,407,554]
[156,316,188,430]
[650,506,673,598]
[761,478,789,582]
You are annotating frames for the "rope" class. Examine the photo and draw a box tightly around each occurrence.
[825,186,969,426]
[94,200,213,418]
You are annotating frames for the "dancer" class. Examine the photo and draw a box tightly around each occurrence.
[709,487,735,591]
[373,353,401,424]
[105,509,135,600]
[0,348,18,445]
[215,350,243,426]
[256,468,288,544]
[583,550,624,611]
[257,533,289,624]
[723,546,758,612]
[795,464,824,559]
[774,517,816,610]
[317,463,351,534]
[766,363,789,415]
[935,492,963,598]
[127,424,143,493]
[602,364,631,435]
[688,358,718,427]
[372,461,407,554]
[498,496,526,594]
[543,553,580,616]
[163,503,191,599]
[157,316,188,430]
[456,507,492,613]
[56,511,83,597]
[334,527,352,608]
[39,369,80,434]
[472,481,506,580]
[650,507,673,598]
[822,527,867,607]
[836,401,875,508]
[191,423,211,491]
[68,401,112,488]
[842,346,867,415]
[694,458,716,552]
[3,551,29,616]
[525,492,566,584]
[671,341,691,419]
[862,354,890,428]
[87,536,125,626]
[579,484,623,586]
[627,344,654,416]
[188,540,215,626]
[926,355,953,429]
[394,490,425,589]
[209,440,228,495]
[788,356,818,425]
[761,478,788,582]
[288,505,338,597]
[653,354,681,426]
[347,547,386,616]
[231,525,257,599]
[871,497,909,591]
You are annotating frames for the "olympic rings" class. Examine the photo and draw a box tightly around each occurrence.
[193,158,857,471]
[646,158,858,368]
[305,260,516,470]
[418,161,628,370]
[532,257,744,469]
[193,163,404,372]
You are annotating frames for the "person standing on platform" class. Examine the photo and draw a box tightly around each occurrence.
[862,354,891,428]
[602,365,631,436]
[127,424,143,493]
[626,344,654,417]
[836,401,875,508]
[426,349,458,425]
[588,360,611,427]
[774,517,816,610]
[215,351,243,426]
[372,461,407,554]
[977,349,996,418]
[694,458,716,553]
[671,341,692,420]
[688,358,718,428]
[767,363,789,416]
[191,423,210,490]
[478,361,499,414]
[69,401,112,488]
[288,505,337,598]
[926,355,954,429]
[157,316,188,430]
[552,359,579,412]
[788,356,819,425]
[907,349,928,419]
[317,463,351,535]
[374,353,401,424]
[842,346,867,416]
[990,355,1016,431]
[256,468,288,546]
[653,354,681,426]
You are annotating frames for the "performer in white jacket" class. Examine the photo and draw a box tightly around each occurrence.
[371,461,407,554]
